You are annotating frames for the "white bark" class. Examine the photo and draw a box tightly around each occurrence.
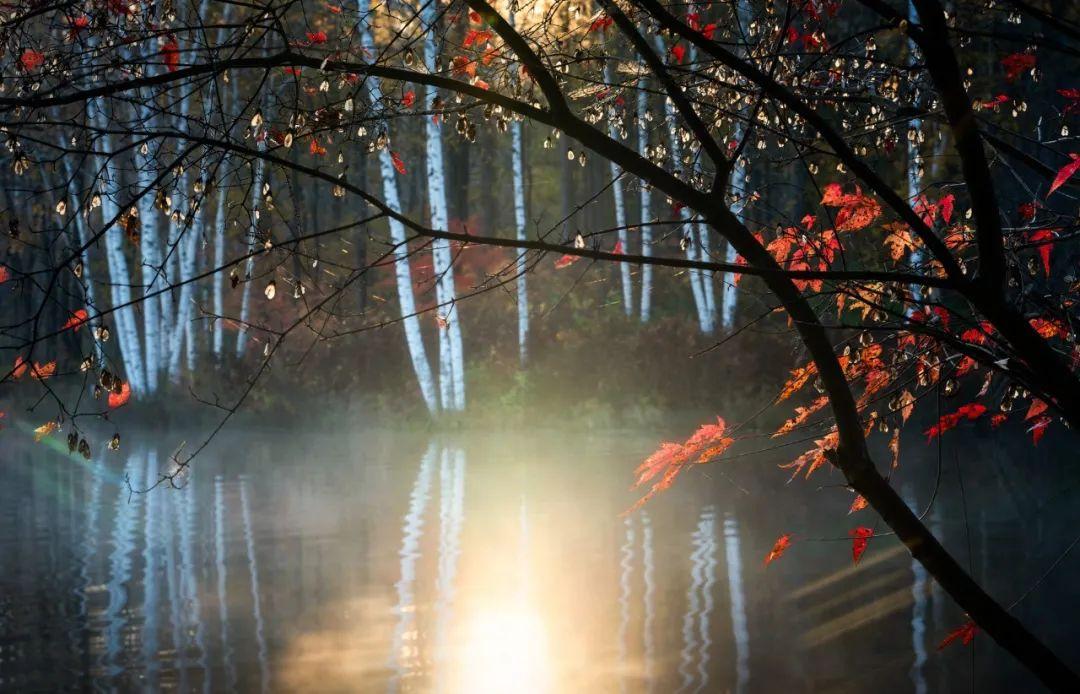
[360,16,439,414]
[422,1,466,411]
[212,179,227,358]
[136,119,164,392]
[907,0,925,308]
[93,105,147,395]
[235,156,265,357]
[59,149,104,363]
[637,82,654,323]
[511,120,529,364]
[721,1,754,331]
[604,64,633,317]
[653,36,713,334]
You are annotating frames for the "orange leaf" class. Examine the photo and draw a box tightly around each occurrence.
[778,362,817,402]
[938,621,977,650]
[630,417,734,511]
[554,254,580,269]
[108,382,131,409]
[764,534,793,566]
[31,361,56,380]
[309,137,327,156]
[12,355,28,379]
[850,526,873,563]
[34,421,59,442]
[887,427,900,468]
[772,396,828,437]
[62,309,89,332]
[848,495,868,514]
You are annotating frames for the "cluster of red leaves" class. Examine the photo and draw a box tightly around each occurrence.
[19,49,45,72]
[924,403,987,442]
[780,429,839,479]
[1000,52,1036,82]
[685,12,716,40]
[587,14,613,33]
[765,215,840,292]
[820,183,881,232]
[628,418,734,513]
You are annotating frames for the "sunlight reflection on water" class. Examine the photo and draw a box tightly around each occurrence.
[0,427,1059,692]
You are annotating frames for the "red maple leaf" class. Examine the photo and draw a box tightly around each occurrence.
[306,31,327,44]
[390,151,407,175]
[1028,229,1055,276]
[1000,53,1035,82]
[588,15,613,33]
[162,39,180,72]
[62,309,89,332]
[850,526,873,564]
[108,382,131,409]
[670,43,686,64]
[401,90,416,109]
[764,534,793,566]
[938,621,978,650]
[554,253,580,269]
[925,403,987,442]
[1048,154,1080,197]
[19,49,45,72]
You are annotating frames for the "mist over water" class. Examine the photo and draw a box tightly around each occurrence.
[0,427,1072,692]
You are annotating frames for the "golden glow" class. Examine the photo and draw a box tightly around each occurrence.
[453,607,552,694]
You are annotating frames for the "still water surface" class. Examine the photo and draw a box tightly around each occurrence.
[0,427,1069,692]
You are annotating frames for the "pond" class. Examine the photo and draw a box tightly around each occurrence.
[0,427,1070,692]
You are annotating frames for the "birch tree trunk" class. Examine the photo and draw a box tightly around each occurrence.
[637,79,654,323]
[93,121,147,395]
[510,9,529,364]
[653,35,712,334]
[422,2,466,411]
[511,119,529,364]
[604,63,633,317]
[136,116,164,393]
[360,14,439,414]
